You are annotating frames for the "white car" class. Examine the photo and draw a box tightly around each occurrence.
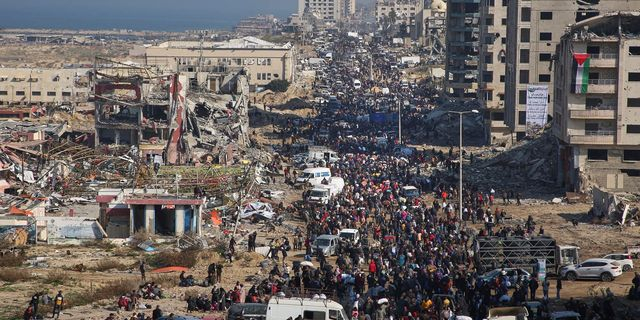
[602,253,634,271]
[560,258,623,282]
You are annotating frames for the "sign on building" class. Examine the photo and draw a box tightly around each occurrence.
[525,84,548,136]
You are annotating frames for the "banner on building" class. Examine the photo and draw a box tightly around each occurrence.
[572,53,590,94]
[525,84,549,136]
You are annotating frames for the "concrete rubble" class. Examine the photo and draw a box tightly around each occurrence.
[467,129,559,190]
[0,58,262,245]
[592,186,640,225]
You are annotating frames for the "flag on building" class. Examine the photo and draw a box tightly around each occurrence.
[573,53,590,94]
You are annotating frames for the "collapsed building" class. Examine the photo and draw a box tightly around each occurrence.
[92,58,250,166]
[0,56,254,244]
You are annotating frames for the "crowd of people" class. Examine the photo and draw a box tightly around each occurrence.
[18,34,638,320]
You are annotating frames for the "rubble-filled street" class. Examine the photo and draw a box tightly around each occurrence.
[2,3,640,320]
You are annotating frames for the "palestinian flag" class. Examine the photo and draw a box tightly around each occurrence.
[573,53,590,94]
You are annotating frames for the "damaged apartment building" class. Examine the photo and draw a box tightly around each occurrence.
[554,12,640,193]
[92,58,250,166]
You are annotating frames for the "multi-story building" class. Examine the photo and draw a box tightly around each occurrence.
[477,0,508,143]
[375,0,424,28]
[444,0,480,99]
[144,36,296,87]
[298,0,347,23]
[416,0,447,58]
[0,67,90,106]
[504,0,640,140]
[554,12,640,193]
[344,0,356,17]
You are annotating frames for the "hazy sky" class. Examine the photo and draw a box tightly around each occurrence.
[0,0,299,31]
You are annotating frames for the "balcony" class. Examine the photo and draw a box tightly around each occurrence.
[568,130,615,145]
[587,79,617,94]
[569,106,615,120]
[589,53,617,68]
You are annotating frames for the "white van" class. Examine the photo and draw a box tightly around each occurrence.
[296,167,331,186]
[338,228,360,244]
[353,79,362,90]
[266,296,348,320]
[307,180,344,204]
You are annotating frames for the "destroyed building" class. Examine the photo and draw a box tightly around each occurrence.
[554,12,640,193]
[92,59,193,164]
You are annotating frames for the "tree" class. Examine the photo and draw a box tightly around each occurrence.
[265,80,290,92]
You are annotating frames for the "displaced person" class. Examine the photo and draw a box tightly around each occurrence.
[52,290,64,319]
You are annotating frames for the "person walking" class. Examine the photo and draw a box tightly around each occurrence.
[529,276,539,301]
[152,305,163,320]
[542,279,549,301]
[556,277,562,299]
[139,260,146,282]
[52,290,64,319]
[30,292,39,316]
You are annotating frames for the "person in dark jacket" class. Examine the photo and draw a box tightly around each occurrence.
[152,305,163,320]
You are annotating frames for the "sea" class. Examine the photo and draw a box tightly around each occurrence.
[0,0,297,32]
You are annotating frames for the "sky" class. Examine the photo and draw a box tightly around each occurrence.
[0,0,299,31]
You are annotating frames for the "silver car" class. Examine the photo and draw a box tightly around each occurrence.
[560,258,623,282]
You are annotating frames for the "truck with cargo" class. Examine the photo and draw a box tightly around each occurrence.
[474,236,580,275]
[307,181,344,204]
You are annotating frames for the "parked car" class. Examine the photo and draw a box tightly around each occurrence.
[560,258,622,282]
[479,268,531,288]
[602,253,634,271]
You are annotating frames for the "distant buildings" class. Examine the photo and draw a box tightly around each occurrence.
[553,12,640,193]
[0,67,90,106]
[234,15,279,36]
[144,36,296,87]
[375,0,424,28]
[298,0,355,23]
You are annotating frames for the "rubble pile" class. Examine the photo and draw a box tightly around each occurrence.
[255,84,312,107]
[467,129,559,189]
[592,187,640,225]
[410,100,485,147]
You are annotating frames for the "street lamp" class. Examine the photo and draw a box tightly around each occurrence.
[447,109,479,221]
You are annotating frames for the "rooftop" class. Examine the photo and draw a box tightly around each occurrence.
[156,36,292,50]
[566,11,640,39]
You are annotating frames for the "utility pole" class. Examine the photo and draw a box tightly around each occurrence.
[397,100,402,145]
[447,110,479,221]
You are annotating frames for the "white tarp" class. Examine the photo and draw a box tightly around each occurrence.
[525,85,548,136]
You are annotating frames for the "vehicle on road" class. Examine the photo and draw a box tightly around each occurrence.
[338,228,360,244]
[353,79,361,90]
[313,234,340,256]
[602,253,634,271]
[550,311,581,320]
[486,306,528,320]
[296,167,332,186]
[474,236,580,275]
[560,258,622,281]
[400,185,420,200]
[479,268,531,288]
[227,296,348,320]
